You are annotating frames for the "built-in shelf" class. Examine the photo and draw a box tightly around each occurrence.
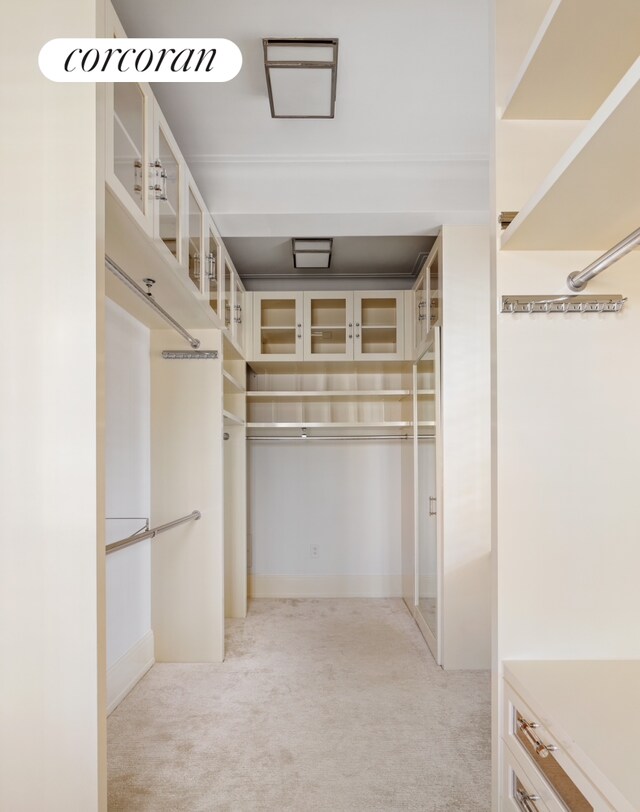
[501,57,640,250]
[246,364,435,432]
[503,0,640,120]
[223,410,245,427]
[247,421,436,429]
[248,389,409,399]
[223,369,245,394]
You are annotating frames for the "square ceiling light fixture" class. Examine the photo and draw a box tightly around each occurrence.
[263,38,339,119]
[292,238,333,269]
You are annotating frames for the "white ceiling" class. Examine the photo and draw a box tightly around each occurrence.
[113,0,490,278]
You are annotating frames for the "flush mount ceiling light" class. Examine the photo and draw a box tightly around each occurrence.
[292,238,333,269]
[263,38,339,119]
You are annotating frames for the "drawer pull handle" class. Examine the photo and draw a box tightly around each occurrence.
[518,717,558,759]
[515,787,541,812]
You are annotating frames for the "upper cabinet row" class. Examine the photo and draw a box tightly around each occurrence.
[104,4,246,353]
[251,244,441,363]
[253,291,405,362]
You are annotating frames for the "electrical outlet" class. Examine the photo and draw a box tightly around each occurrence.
[310,544,319,559]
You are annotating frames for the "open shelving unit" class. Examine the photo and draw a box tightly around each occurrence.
[246,362,435,435]
[503,0,640,120]
[501,56,640,250]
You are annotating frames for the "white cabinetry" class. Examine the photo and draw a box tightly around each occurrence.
[106,7,154,235]
[251,291,404,363]
[412,237,441,360]
[500,662,640,812]
[304,292,353,361]
[494,3,640,808]
[105,2,249,350]
[252,293,304,362]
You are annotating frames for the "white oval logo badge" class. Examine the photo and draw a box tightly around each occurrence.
[39,38,242,82]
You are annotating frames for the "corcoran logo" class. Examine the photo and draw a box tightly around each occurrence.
[39,38,242,82]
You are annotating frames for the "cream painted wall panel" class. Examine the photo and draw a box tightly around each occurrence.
[248,441,403,593]
[105,300,151,668]
[441,225,492,670]
[496,120,584,214]
[497,252,640,659]
[151,330,224,662]
[0,0,105,808]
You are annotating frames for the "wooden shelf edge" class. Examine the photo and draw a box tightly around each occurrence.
[223,410,245,426]
[247,389,413,399]
[247,420,416,429]
[223,369,246,393]
[501,55,640,250]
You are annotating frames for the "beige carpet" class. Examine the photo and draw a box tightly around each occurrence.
[108,599,490,811]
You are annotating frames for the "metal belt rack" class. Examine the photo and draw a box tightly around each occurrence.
[501,295,627,314]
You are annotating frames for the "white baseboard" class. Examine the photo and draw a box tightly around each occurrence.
[107,630,155,715]
[249,574,403,599]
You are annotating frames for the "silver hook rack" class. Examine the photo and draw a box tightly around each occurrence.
[501,295,626,314]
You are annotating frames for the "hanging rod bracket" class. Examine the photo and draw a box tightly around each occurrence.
[105,256,201,349]
[501,295,626,314]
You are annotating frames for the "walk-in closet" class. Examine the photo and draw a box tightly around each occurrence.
[26,0,640,808]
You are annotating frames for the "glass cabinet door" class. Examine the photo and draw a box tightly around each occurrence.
[206,225,220,321]
[354,292,403,361]
[428,249,441,328]
[233,275,245,351]
[223,261,233,331]
[303,292,353,361]
[187,186,203,293]
[414,268,428,357]
[155,120,181,263]
[112,81,150,224]
[253,293,304,361]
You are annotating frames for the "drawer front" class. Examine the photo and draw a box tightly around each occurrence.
[503,685,611,812]
[503,747,555,812]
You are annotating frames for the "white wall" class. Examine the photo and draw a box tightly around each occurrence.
[105,300,153,709]
[249,440,406,597]
[151,329,225,662]
[0,0,106,807]
[496,253,640,659]
[441,225,492,670]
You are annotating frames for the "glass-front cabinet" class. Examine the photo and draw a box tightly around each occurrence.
[233,273,246,353]
[186,184,204,294]
[109,81,155,236]
[353,292,404,361]
[413,266,429,359]
[153,112,182,264]
[222,260,234,331]
[304,293,353,361]
[412,235,441,360]
[206,223,221,321]
[252,293,304,361]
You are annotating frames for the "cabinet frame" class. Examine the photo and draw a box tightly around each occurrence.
[252,292,304,362]
[152,104,185,271]
[105,5,154,235]
[304,291,354,362]
[353,291,404,361]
